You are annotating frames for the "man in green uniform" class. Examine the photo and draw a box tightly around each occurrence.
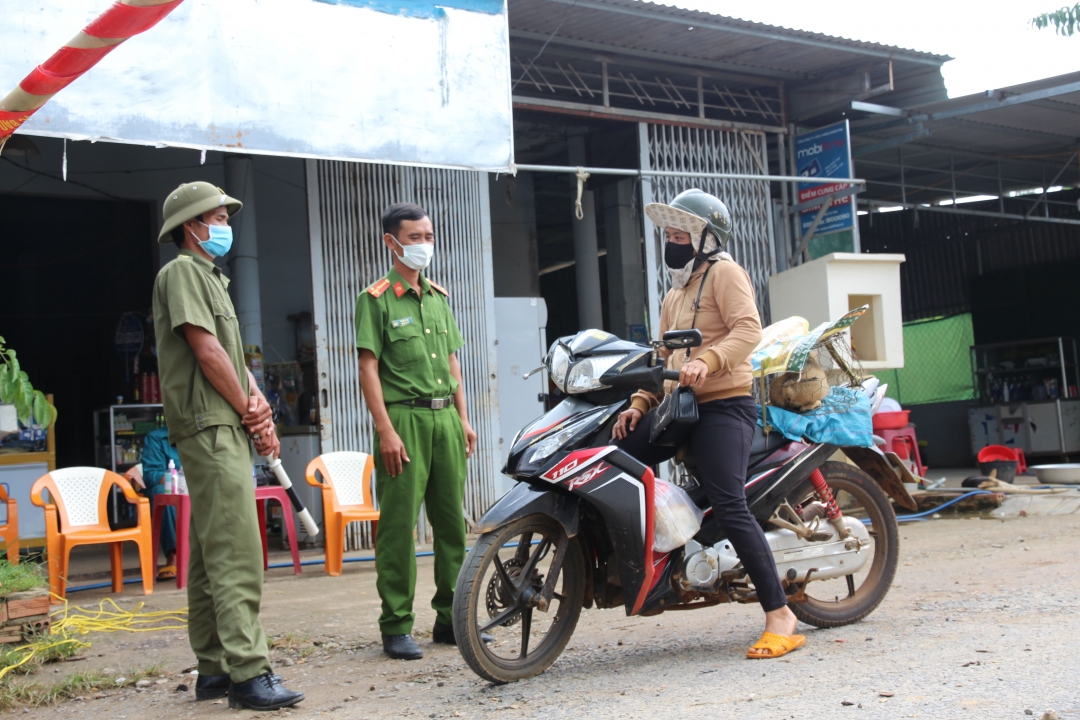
[355,202,478,660]
[152,181,303,710]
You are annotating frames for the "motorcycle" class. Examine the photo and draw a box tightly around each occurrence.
[452,311,918,683]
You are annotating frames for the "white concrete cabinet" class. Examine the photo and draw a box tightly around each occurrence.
[768,252,906,370]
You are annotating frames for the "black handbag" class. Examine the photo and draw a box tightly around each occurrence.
[649,385,699,446]
[649,263,712,447]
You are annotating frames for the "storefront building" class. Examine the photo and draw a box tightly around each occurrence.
[23,0,1063,547]
[0,0,514,546]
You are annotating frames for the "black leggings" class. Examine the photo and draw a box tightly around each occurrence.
[616,396,788,612]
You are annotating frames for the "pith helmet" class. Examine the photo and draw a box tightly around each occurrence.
[158,181,243,243]
[645,188,733,250]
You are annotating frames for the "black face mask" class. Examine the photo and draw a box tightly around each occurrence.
[664,241,696,269]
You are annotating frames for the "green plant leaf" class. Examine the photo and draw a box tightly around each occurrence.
[5,355,19,385]
[13,392,31,425]
[19,382,34,423]
[0,356,23,403]
[0,373,13,404]
[33,391,52,429]
[1032,3,1080,35]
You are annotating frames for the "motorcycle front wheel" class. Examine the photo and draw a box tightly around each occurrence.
[786,461,899,628]
[452,514,585,684]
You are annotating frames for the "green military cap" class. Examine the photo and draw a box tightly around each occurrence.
[158,181,243,243]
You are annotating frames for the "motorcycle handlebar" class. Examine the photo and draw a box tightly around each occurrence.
[661,369,681,381]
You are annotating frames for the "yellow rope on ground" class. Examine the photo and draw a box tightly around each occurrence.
[0,639,85,682]
[50,597,188,636]
[0,597,188,682]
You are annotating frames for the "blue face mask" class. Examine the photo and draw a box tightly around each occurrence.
[191,222,233,258]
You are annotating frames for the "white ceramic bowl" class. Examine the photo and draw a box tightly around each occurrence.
[1029,464,1080,484]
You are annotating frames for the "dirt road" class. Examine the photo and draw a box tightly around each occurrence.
[18,512,1080,719]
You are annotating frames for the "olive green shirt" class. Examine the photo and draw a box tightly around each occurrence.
[152,249,249,443]
[354,268,465,404]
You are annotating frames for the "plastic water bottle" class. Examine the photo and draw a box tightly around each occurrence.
[177,466,188,495]
[166,459,177,494]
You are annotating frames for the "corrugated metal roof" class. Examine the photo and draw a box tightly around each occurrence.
[508,0,950,83]
[852,71,1080,204]
[593,0,951,62]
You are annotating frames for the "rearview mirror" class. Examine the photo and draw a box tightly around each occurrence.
[662,329,702,349]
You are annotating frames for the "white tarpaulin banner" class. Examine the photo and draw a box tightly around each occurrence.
[1,0,513,171]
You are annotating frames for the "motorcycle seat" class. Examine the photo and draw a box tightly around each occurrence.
[677,423,784,472]
[749,423,785,464]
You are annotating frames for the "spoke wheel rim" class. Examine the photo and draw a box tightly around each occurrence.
[793,479,889,610]
[474,523,569,667]
[485,557,527,627]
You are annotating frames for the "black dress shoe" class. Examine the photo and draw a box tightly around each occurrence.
[195,673,230,700]
[382,633,423,660]
[228,673,304,711]
[432,620,494,645]
[196,673,282,700]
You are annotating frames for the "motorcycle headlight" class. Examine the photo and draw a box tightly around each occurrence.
[548,344,571,392]
[564,355,623,394]
[525,415,594,465]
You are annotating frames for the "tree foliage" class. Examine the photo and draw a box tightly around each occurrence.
[0,337,56,430]
[1032,4,1080,36]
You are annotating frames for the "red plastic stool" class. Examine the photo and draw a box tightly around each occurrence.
[255,486,301,575]
[1015,448,1028,474]
[151,493,190,590]
[878,426,928,477]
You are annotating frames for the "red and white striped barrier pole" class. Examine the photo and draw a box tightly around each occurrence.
[0,0,184,153]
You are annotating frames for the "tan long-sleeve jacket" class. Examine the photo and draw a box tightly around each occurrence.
[629,258,762,415]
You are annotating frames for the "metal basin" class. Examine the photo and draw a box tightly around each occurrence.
[1029,464,1080,484]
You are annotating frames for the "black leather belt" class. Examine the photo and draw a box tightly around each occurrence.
[395,397,454,410]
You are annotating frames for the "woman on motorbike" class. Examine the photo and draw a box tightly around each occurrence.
[611,188,805,659]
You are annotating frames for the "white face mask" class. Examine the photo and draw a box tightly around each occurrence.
[393,237,434,271]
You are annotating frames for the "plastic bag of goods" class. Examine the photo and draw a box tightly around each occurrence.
[652,479,706,552]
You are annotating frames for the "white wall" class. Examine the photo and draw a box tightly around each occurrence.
[494,297,548,495]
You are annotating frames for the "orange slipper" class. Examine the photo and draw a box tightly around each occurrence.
[157,565,177,581]
[746,631,806,659]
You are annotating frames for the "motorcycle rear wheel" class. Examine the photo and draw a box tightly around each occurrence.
[452,514,585,684]
[786,461,899,628]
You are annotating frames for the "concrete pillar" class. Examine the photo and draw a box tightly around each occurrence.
[568,134,604,330]
[489,172,540,297]
[224,155,263,351]
[601,179,645,340]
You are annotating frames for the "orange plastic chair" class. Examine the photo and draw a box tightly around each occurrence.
[305,452,379,576]
[31,467,154,603]
[0,482,18,564]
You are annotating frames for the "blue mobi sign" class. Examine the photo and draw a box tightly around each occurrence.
[795,121,856,238]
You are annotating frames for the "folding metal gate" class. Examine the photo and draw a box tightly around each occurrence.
[639,123,777,329]
[306,160,501,549]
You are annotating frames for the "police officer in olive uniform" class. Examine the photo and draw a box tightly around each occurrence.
[355,203,478,661]
[152,182,303,710]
